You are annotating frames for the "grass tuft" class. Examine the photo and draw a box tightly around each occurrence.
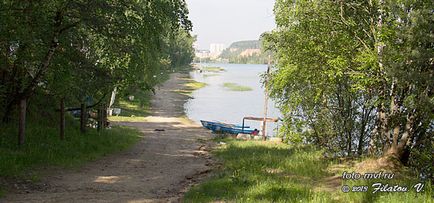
[172,80,207,96]
[223,83,253,91]
[184,139,433,203]
[203,73,220,78]
[185,81,207,90]
[201,66,226,72]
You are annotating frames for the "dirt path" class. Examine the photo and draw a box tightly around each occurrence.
[2,73,214,203]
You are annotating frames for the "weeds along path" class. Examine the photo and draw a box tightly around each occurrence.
[3,73,214,203]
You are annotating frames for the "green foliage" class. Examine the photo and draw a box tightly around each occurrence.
[219,40,270,64]
[265,0,375,156]
[0,1,195,195]
[266,0,433,177]
[0,0,195,122]
[165,29,196,68]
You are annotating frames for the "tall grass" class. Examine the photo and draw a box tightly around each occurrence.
[184,139,433,203]
[0,117,141,179]
[184,140,334,202]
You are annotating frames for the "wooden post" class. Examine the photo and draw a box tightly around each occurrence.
[241,118,245,134]
[97,104,103,131]
[262,56,271,140]
[18,98,27,145]
[60,98,65,140]
[80,103,86,133]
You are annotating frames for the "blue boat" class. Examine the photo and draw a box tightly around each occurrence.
[200,120,254,134]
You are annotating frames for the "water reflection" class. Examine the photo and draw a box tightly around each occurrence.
[185,63,281,137]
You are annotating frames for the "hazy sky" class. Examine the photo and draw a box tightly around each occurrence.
[185,0,276,50]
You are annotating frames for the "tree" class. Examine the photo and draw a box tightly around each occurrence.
[0,0,194,143]
[266,0,433,176]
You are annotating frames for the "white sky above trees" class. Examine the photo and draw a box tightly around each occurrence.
[185,0,276,50]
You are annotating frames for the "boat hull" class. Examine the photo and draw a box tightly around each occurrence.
[200,120,253,134]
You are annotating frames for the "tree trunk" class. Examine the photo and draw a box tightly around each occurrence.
[97,104,103,131]
[60,98,65,140]
[80,103,87,133]
[368,126,378,155]
[385,114,415,162]
[18,98,27,145]
[357,107,371,156]
[371,0,390,155]
[102,103,108,127]
[347,132,352,156]
[357,131,365,156]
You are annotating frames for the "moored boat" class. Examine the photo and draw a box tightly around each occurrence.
[200,120,253,134]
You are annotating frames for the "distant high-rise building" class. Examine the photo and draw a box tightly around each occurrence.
[195,50,210,59]
[209,43,225,57]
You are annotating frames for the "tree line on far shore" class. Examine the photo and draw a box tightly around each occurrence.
[0,0,195,143]
[264,0,433,180]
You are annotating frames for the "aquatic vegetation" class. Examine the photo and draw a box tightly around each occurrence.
[223,83,253,91]
[203,73,220,78]
[201,66,226,72]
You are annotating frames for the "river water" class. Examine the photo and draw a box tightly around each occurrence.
[185,63,281,137]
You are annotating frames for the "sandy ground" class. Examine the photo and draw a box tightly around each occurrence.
[2,73,214,203]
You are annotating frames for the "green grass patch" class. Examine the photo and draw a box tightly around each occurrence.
[184,140,333,202]
[0,118,141,195]
[201,66,226,72]
[109,89,151,122]
[223,83,253,91]
[203,73,220,78]
[173,80,207,96]
[115,92,151,117]
[185,81,207,89]
[108,116,148,122]
[184,139,433,203]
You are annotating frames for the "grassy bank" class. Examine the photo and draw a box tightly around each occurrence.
[108,90,151,122]
[223,83,253,91]
[184,139,432,202]
[0,118,141,195]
